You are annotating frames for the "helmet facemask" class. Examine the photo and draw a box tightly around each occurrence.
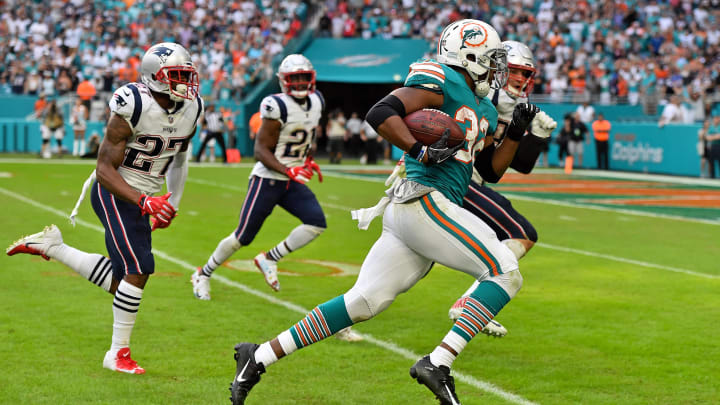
[279,70,315,99]
[154,65,199,101]
[459,47,508,98]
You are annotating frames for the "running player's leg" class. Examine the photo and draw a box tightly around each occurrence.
[262,181,326,264]
[395,192,522,402]
[91,181,153,374]
[231,225,432,404]
[195,176,280,298]
[7,181,119,293]
[450,182,537,332]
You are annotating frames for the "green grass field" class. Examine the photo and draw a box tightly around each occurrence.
[1,159,719,405]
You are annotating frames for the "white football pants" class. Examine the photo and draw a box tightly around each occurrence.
[345,191,519,321]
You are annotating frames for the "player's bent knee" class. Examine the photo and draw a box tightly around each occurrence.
[490,271,523,300]
[139,253,155,276]
[344,288,394,322]
[303,224,326,236]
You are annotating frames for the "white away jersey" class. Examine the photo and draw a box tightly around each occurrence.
[109,82,204,194]
[489,87,527,142]
[250,91,324,180]
[471,88,526,184]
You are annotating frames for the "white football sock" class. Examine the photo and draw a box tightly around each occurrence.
[276,330,298,358]
[266,224,324,262]
[72,139,79,156]
[253,342,278,368]
[47,244,113,292]
[201,233,241,277]
[79,139,86,156]
[430,331,467,368]
[110,280,143,353]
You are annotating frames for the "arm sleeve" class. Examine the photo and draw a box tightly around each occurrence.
[473,144,502,183]
[167,150,188,209]
[509,133,548,174]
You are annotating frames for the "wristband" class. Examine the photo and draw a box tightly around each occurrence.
[409,142,426,161]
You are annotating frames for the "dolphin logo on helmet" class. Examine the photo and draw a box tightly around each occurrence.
[436,19,507,98]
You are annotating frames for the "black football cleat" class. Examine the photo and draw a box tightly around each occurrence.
[229,343,265,405]
[410,356,461,405]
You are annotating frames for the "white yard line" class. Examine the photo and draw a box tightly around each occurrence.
[0,185,537,405]
[186,179,719,280]
[316,171,720,226]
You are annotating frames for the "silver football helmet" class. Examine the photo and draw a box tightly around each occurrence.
[277,54,316,99]
[436,19,508,98]
[140,42,199,101]
[503,41,536,98]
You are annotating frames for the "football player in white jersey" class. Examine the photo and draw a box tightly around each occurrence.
[385,41,558,338]
[193,54,362,342]
[6,42,203,374]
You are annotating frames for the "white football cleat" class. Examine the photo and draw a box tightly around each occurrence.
[253,252,280,292]
[447,297,467,322]
[481,320,508,338]
[6,224,63,260]
[103,348,145,374]
[191,268,211,300]
[335,327,364,342]
[448,297,508,338]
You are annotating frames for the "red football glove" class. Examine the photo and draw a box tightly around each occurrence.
[138,192,176,227]
[304,156,323,183]
[285,165,313,184]
[150,216,173,231]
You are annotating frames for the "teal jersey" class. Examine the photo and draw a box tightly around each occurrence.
[403,59,498,205]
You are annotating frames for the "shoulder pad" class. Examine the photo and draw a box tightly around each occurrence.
[109,83,144,128]
[405,61,446,93]
[260,94,287,123]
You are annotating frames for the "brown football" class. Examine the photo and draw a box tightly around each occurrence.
[403,109,465,147]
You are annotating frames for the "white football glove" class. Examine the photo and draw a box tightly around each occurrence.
[384,155,406,186]
[530,111,557,138]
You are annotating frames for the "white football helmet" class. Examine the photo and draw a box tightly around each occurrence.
[436,19,508,98]
[140,42,199,101]
[277,54,316,99]
[503,41,536,98]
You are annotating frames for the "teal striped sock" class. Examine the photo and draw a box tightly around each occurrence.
[451,280,510,342]
[289,295,353,349]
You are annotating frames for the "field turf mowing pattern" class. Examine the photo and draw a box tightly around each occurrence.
[1,160,718,404]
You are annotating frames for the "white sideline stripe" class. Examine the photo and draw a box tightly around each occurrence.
[536,243,720,280]
[316,172,720,226]
[0,185,536,405]
[186,179,718,280]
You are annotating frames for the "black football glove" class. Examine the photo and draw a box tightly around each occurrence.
[506,103,540,141]
[425,128,465,165]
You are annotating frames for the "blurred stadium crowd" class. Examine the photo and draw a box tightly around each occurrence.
[318,0,720,121]
[0,0,307,103]
[1,0,719,122]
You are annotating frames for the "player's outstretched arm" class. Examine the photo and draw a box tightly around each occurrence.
[489,103,539,177]
[96,114,144,204]
[366,87,443,164]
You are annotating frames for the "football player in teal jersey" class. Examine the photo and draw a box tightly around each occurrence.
[228,20,538,405]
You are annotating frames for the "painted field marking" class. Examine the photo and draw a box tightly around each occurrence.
[186,178,720,280]
[0,185,537,405]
